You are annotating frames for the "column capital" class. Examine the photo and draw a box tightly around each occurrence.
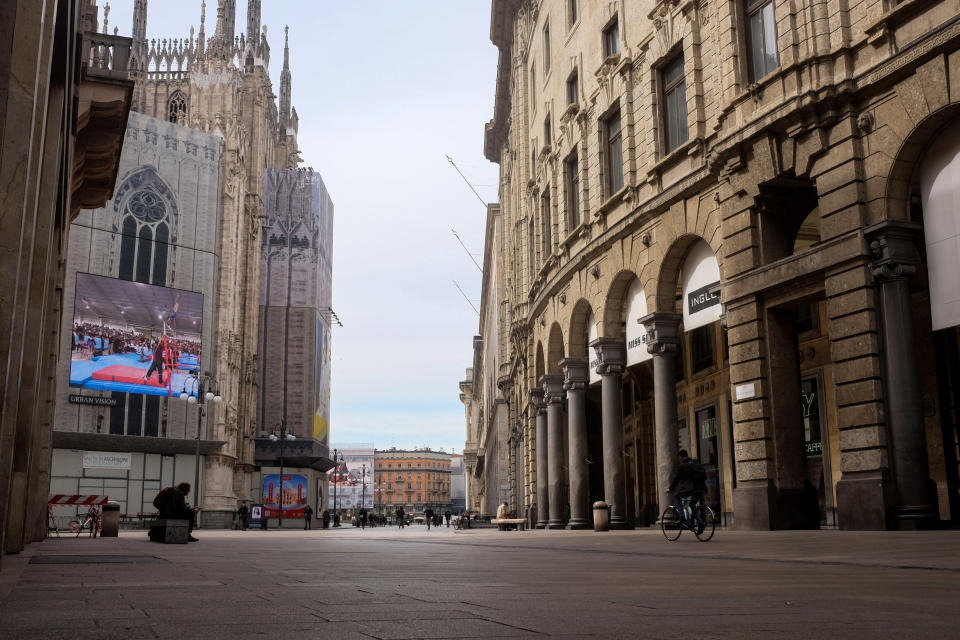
[560,357,589,391]
[529,387,545,414]
[589,337,626,375]
[640,312,682,355]
[539,374,566,403]
[864,220,921,284]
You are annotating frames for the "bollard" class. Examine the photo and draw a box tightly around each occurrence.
[593,501,609,532]
[101,501,120,537]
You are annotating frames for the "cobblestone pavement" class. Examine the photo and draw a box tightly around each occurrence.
[1,526,958,639]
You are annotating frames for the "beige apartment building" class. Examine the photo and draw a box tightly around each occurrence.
[466,0,960,530]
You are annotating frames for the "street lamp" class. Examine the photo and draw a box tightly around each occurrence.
[268,422,296,527]
[179,371,222,522]
[331,448,344,527]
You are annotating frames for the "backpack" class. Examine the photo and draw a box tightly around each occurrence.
[153,487,174,511]
[689,460,707,483]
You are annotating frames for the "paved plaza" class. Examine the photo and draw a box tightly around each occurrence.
[1,526,958,639]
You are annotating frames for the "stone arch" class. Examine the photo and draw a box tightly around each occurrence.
[602,269,641,339]
[885,103,960,222]
[654,233,714,314]
[546,323,565,374]
[567,299,595,357]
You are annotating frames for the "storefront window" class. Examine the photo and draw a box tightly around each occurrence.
[696,405,721,515]
[801,377,826,522]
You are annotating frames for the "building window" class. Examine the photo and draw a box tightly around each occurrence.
[690,325,714,373]
[544,114,551,145]
[528,217,536,280]
[564,151,580,230]
[530,64,536,107]
[745,0,778,82]
[605,109,623,195]
[167,90,187,123]
[568,0,577,27]
[661,55,688,153]
[603,16,619,58]
[541,191,552,260]
[543,21,551,73]
[566,69,578,105]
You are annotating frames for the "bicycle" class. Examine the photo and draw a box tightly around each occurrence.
[660,494,716,542]
[67,506,102,538]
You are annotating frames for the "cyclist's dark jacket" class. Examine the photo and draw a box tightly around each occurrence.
[669,457,707,494]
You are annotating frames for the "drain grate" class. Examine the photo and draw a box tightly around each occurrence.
[30,555,168,564]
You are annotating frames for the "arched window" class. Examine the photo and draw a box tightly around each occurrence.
[118,187,170,286]
[167,90,187,123]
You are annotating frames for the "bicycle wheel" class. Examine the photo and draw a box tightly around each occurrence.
[694,505,716,542]
[660,506,683,541]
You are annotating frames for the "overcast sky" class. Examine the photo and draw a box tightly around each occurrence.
[107,1,499,454]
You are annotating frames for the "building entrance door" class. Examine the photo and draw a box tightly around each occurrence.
[695,405,721,516]
[801,376,828,525]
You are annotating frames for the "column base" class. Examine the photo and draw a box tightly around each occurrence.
[566,519,591,530]
[732,481,775,530]
[198,509,236,530]
[547,520,567,529]
[535,522,548,529]
[836,473,895,530]
[609,518,632,530]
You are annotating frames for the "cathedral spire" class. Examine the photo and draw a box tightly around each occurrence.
[223,0,236,48]
[246,0,261,53]
[279,25,292,130]
[197,1,206,58]
[132,0,148,68]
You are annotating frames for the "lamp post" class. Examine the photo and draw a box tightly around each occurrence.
[179,371,222,523]
[331,448,344,527]
[268,422,296,527]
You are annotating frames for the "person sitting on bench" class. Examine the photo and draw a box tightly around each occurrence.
[496,501,515,530]
[155,482,201,542]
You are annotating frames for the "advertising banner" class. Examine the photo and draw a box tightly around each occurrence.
[681,240,722,332]
[625,279,652,366]
[329,444,374,512]
[82,451,131,469]
[262,474,308,518]
[69,272,204,397]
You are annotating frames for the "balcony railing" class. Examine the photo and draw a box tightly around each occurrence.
[83,32,133,81]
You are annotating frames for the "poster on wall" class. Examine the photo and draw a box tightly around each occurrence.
[328,444,374,512]
[262,474,308,518]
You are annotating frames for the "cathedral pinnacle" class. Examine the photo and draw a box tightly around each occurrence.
[279,25,292,131]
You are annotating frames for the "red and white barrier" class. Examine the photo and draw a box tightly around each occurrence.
[48,495,109,506]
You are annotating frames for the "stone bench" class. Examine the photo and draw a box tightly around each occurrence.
[491,518,526,531]
[148,519,189,544]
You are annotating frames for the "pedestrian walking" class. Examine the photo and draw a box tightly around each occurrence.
[397,505,405,529]
[359,507,367,529]
[425,507,434,530]
[444,509,451,527]
[304,504,314,530]
[322,509,330,529]
[237,502,249,531]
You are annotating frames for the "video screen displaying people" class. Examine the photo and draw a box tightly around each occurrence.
[69,273,204,397]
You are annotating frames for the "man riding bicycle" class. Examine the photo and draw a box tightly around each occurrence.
[667,449,707,532]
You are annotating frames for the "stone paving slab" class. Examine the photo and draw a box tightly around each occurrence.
[0,527,958,638]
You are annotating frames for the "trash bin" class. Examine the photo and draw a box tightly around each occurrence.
[101,501,121,537]
[592,501,609,532]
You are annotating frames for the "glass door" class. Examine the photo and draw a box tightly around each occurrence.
[695,405,721,515]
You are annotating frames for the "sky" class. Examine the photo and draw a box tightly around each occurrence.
[106,1,500,454]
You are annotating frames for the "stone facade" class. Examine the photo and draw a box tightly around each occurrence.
[374,449,453,516]
[474,0,960,530]
[45,0,309,528]
[0,0,133,564]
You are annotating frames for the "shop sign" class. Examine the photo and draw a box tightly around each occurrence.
[587,313,600,385]
[625,279,652,366]
[735,383,756,401]
[82,451,131,469]
[805,441,823,455]
[681,239,723,332]
[69,394,117,407]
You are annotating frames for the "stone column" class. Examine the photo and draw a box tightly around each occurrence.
[541,374,567,529]
[561,357,590,529]
[589,338,628,529]
[532,387,548,528]
[865,221,937,525]
[641,313,682,517]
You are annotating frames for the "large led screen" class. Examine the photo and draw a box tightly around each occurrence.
[70,273,204,397]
